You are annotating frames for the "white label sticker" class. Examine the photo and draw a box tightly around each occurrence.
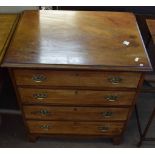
[123,40,130,46]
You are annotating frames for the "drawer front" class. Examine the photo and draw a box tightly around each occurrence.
[14,69,141,88]
[19,88,135,106]
[27,120,124,136]
[23,106,129,121]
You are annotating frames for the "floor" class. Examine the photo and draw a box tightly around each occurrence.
[0,81,155,148]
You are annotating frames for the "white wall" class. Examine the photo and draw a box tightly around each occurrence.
[0,6,39,13]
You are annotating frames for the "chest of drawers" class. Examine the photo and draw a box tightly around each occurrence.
[2,11,152,144]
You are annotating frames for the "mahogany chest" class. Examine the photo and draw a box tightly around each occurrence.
[2,11,152,144]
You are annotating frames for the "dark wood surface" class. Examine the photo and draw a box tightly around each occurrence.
[0,14,19,93]
[2,11,152,71]
[5,11,151,144]
[13,69,141,88]
[27,120,124,136]
[144,19,155,81]
[18,88,135,106]
[23,106,129,121]
[0,14,19,64]
[147,19,155,43]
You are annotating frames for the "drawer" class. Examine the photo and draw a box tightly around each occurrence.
[13,69,141,88]
[19,88,135,106]
[23,106,129,121]
[27,120,124,136]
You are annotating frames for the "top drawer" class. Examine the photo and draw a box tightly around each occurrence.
[13,69,141,88]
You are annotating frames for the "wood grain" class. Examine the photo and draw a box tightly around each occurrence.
[18,88,135,106]
[3,11,152,71]
[27,120,124,136]
[145,19,155,82]
[23,106,129,121]
[0,14,19,95]
[4,11,150,143]
[0,14,19,64]
[13,69,141,88]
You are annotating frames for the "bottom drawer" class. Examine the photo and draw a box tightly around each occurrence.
[27,121,124,136]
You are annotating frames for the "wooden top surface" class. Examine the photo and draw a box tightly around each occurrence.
[0,14,19,64]
[147,19,155,44]
[3,11,152,71]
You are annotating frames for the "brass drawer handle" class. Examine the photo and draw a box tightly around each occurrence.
[32,74,47,83]
[108,76,122,84]
[39,124,50,130]
[98,127,109,132]
[33,93,48,100]
[105,95,118,102]
[31,109,50,115]
[101,112,113,118]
